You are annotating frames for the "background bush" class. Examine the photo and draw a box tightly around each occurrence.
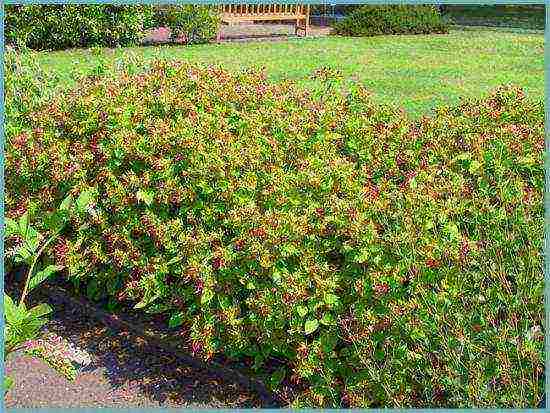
[5,60,544,407]
[148,5,220,44]
[5,4,221,50]
[5,4,154,50]
[333,5,449,36]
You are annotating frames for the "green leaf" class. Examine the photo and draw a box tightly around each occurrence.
[136,189,154,207]
[201,288,214,305]
[311,298,325,311]
[4,218,18,238]
[167,256,183,266]
[3,294,18,324]
[374,347,385,361]
[320,312,336,326]
[106,298,119,312]
[296,305,308,318]
[28,265,63,292]
[4,376,14,394]
[134,292,160,309]
[410,176,417,190]
[133,300,148,309]
[218,294,231,310]
[253,353,265,369]
[445,222,460,240]
[76,189,96,213]
[44,209,70,232]
[455,152,471,161]
[87,280,100,301]
[7,213,41,264]
[323,293,339,306]
[18,212,30,237]
[22,317,48,334]
[281,243,299,257]
[355,248,370,264]
[168,312,184,328]
[269,367,286,389]
[468,160,481,174]
[59,194,74,211]
[272,269,282,284]
[27,303,53,319]
[320,331,338,354]
[143,302,170,314]
[304,319,319,335]
[22,226,41,253]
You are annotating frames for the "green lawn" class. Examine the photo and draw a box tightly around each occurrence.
[444,5,545,31]
[27,28,544,116]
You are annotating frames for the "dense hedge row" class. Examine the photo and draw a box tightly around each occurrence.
[5,5,219,50]
[5,5,153,50]
[5,61,544,407]
[333,5,449,37]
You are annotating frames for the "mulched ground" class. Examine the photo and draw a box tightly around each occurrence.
[4,287,263,408]
[142,23,332,45]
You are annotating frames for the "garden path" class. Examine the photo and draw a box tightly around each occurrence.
[143,23,332,44]
[4,289,262,408]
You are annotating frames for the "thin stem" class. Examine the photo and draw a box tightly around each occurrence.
[19,227,63,307]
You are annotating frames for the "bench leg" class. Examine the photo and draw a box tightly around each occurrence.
[295,19,305,37]
[294,18,309,37]
[305,5,310,37]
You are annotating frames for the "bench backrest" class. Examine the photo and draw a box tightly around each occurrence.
[219,4,308,17]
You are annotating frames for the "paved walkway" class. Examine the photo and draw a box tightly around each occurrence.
[4,290,261,408]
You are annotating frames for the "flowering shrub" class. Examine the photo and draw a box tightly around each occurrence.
[5,61,544,407]
[333,5,449,37]
[5,5,154,50]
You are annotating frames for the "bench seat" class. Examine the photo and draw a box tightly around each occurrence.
[217,4,310,39]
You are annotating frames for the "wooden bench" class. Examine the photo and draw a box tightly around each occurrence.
[217,4,310,40]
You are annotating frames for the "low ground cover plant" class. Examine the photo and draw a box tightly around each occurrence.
[5,60,544,407]
[3,192,88,395]
[333,5,449,37]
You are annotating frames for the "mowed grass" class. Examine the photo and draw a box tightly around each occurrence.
[29,28,543,116]
[444,5,545,31]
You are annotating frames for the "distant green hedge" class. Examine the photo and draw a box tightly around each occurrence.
[5,5,154,50]
[334,5,449,37]
[5,4,220,50]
